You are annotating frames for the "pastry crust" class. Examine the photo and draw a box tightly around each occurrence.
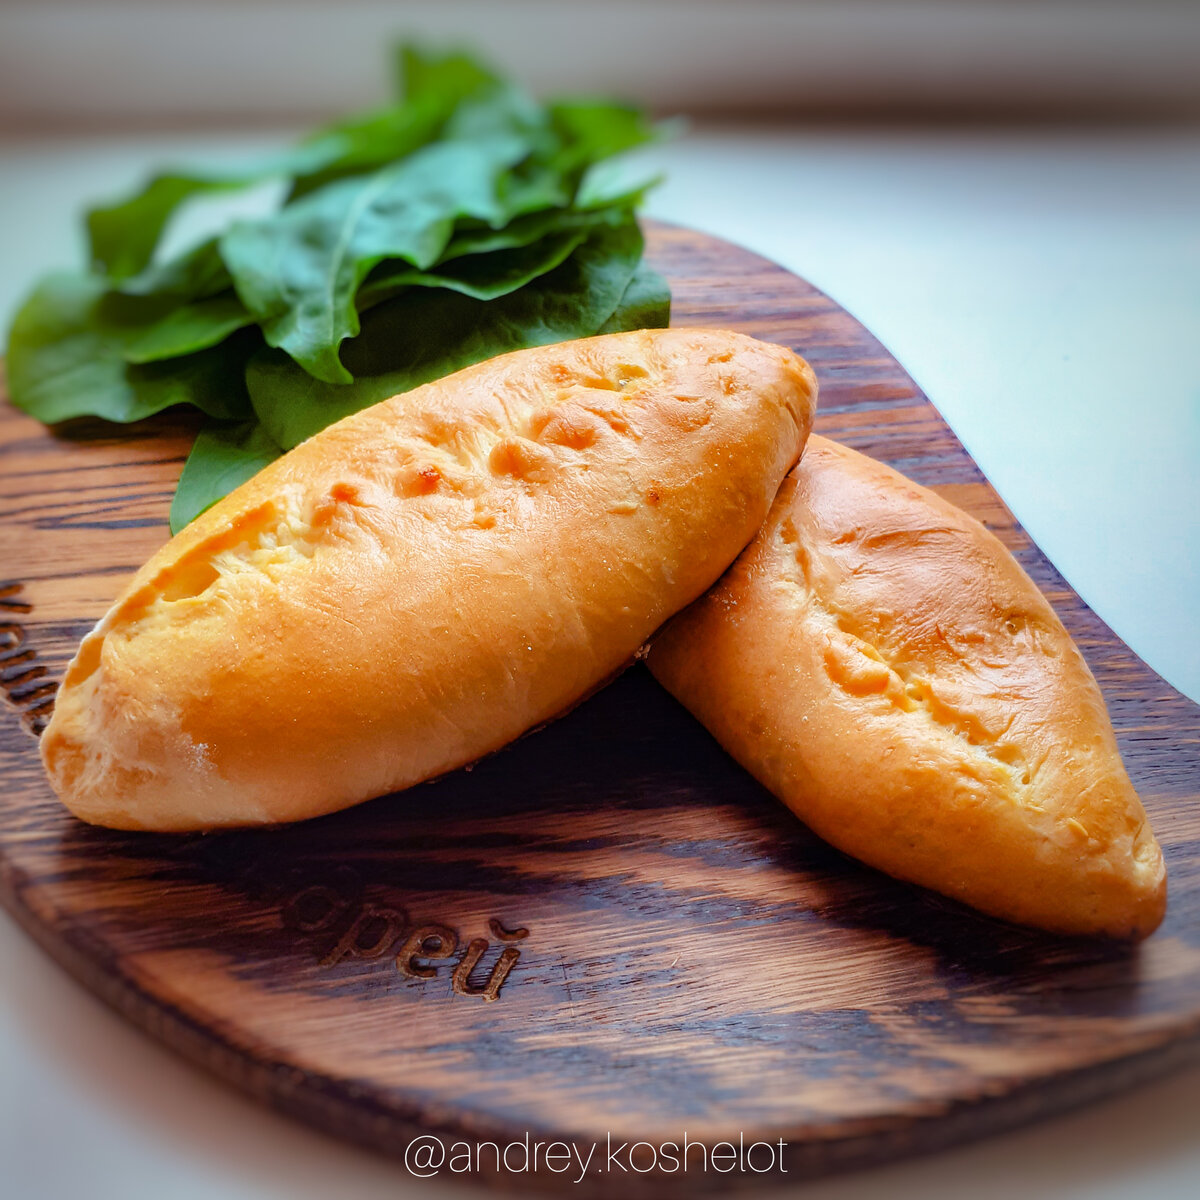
[648,435,1166,939]
[42,329,816,831]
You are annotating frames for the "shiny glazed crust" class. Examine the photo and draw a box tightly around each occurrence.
[42,329,816,831]
[648,435,1166,939]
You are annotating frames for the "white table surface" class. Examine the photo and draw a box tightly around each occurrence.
[1,125,1198,1199]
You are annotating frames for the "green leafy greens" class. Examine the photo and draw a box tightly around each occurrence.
[5,46,670,531]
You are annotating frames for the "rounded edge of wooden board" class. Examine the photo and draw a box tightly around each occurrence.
[1,219,1197,1191]
[1,867,1197,1194]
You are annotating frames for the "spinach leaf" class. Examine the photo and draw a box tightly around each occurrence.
[170,419,283,533]
[87,176,238,282]
[397,44,502,106]
[246,219,644,449]
[123,293,254,364]
[438,199,636,261]
[86,53,663,382]
[281,96,449,202]
[87,45,500,281]
[356,228,589,309]
[275,49,509,200]
[598,262,671,333]
[116,238,233,301]
[220,133,532,385]
[6,273,254,424]
[549,101,661,177]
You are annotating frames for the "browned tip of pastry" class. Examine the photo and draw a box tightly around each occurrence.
[648,435,1167,941]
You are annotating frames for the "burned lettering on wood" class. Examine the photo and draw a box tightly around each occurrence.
[0,584,57,736]
[397,925,459,978]
[452,939,521,1002]
[280,870,527,1000]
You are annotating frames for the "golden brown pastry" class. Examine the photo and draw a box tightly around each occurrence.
[648,435,1166,938]
[42,329,816,831]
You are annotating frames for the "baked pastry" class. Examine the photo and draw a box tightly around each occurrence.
[648,435,1166,938]
[42,328,816,831]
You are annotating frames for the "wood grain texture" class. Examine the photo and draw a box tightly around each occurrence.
[0,222,1197,1190]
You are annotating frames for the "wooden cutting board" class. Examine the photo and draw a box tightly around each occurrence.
[1,222,1197,1190]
